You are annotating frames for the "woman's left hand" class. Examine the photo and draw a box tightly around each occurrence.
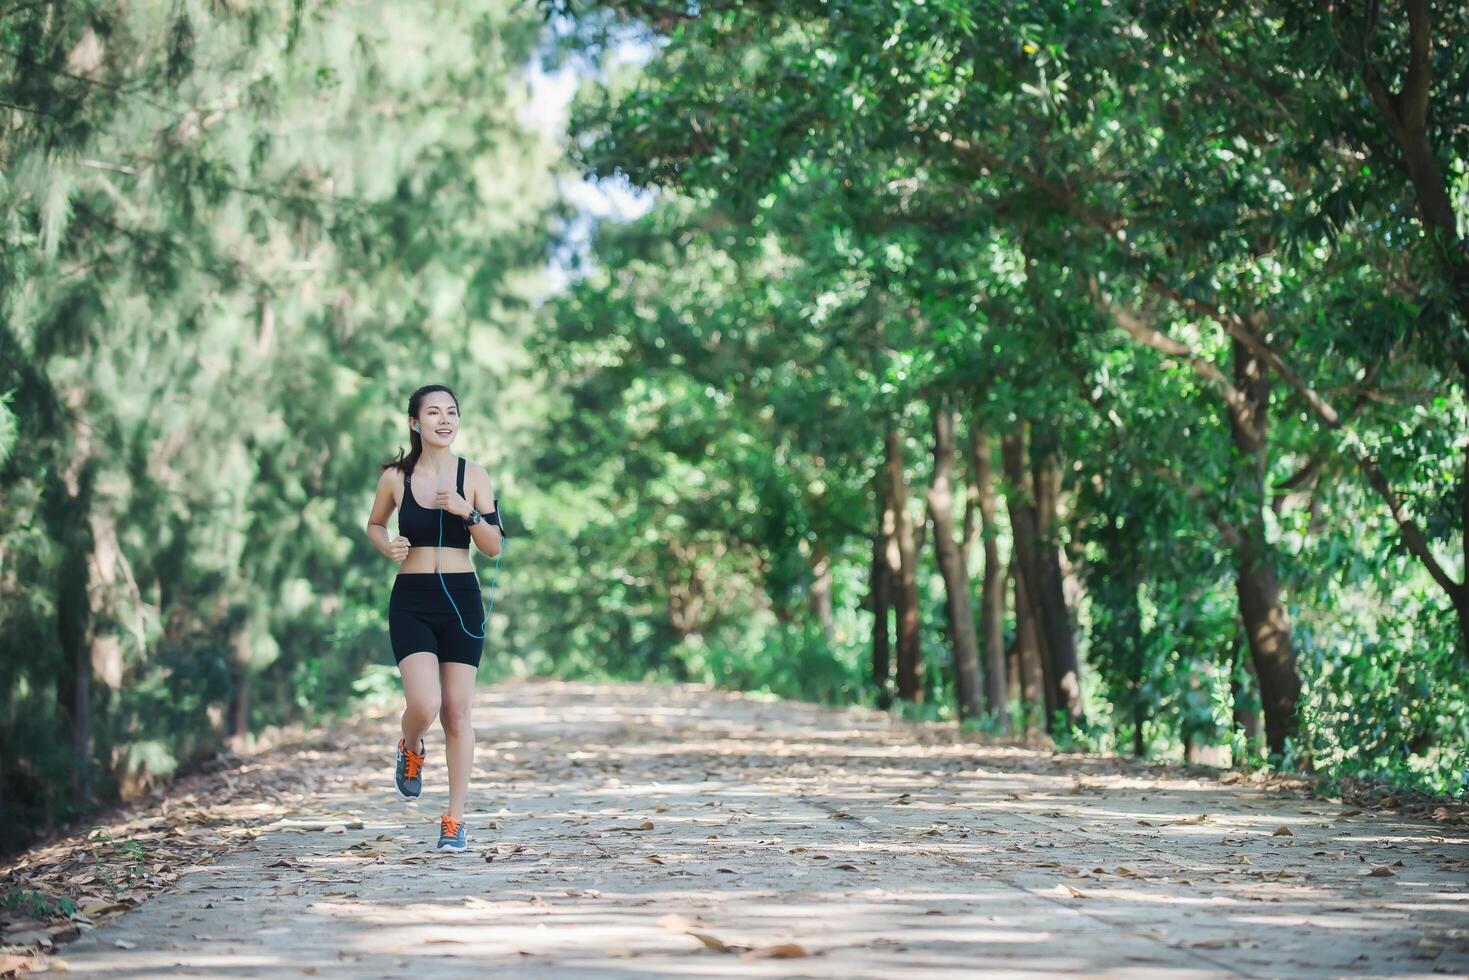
[436,489,472,518]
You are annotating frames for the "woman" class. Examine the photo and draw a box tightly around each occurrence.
[365,383,503,852]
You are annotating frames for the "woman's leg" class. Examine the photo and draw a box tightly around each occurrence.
[439,662,477,820]
[398,651,441,749]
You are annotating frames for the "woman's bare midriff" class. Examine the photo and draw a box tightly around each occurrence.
[398,547,475,575]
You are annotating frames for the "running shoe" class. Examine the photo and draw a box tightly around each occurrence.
[437,814,468,852]
[395,737,425,800]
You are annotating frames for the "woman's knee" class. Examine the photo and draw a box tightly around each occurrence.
[440,700,473,736]
[403,698,438,726]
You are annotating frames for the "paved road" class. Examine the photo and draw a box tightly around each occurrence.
[57,679,1469,977]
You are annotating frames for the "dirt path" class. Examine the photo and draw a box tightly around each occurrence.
[42,679,1469,977]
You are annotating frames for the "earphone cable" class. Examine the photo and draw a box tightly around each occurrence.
[436,506,494,639]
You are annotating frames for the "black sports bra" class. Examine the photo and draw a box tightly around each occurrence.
[398,457,471,549]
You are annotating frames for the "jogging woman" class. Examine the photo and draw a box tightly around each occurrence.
[364,383,503,852]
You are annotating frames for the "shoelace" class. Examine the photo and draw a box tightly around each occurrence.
[400,739,425,780]
[440,814,464,839]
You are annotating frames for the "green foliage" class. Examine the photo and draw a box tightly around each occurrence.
[669,619,869,706]
[525,0,1468,797]
[1,887,76,920]
[1,0,560,848]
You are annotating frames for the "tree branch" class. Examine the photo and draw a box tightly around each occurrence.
[956,127,1465,609]
[1085,276,1249,417]
[1402,0,1433,131]
[1186,1,1296,121]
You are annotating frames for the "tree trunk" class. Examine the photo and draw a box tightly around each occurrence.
[1002,429,1062,730]
[885,425,923,702]
[57,549,92,805]
[1011,560,1046,732]
[1459,442,1469,656]
[1030,429,1086,726]
[1121,571,1148,758]
[230,617,252,742]
[969,427,1009,729]
[53,441,98,806]
[1234,542,1299,758]
[871,489,893,710]
[83,512,130,692]
[1005,640,1022,709]
[810,540,835,647]
[926,404,983,722]
[1227,339,1302,759]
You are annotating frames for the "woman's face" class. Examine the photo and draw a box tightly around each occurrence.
[412,392,460,448]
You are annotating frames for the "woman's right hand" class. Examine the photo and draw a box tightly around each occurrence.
[388,536,411,563]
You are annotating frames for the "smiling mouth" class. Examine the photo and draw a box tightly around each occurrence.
[435,429,453,437]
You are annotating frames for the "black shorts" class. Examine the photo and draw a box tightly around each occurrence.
[388,573,485,667]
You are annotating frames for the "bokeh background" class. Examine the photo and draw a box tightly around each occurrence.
[3,0,1466,852]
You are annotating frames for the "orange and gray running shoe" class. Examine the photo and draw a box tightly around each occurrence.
[437,813,468,852]
[395,737,425,800]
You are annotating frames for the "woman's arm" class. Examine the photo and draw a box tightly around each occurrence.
[467,462,503,558]
[366,469,410,562]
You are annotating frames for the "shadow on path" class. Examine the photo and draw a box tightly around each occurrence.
[49,679,1469,978]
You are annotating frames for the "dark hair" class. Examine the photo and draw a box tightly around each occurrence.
[382,383,460,474]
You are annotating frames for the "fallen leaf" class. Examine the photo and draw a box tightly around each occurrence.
[1365,866,1395,877]
[742,943,809,959]
[1168,814,1209,826]
[689,931,746,953]
[81,902,129,917]
[1272,826,1293,837]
